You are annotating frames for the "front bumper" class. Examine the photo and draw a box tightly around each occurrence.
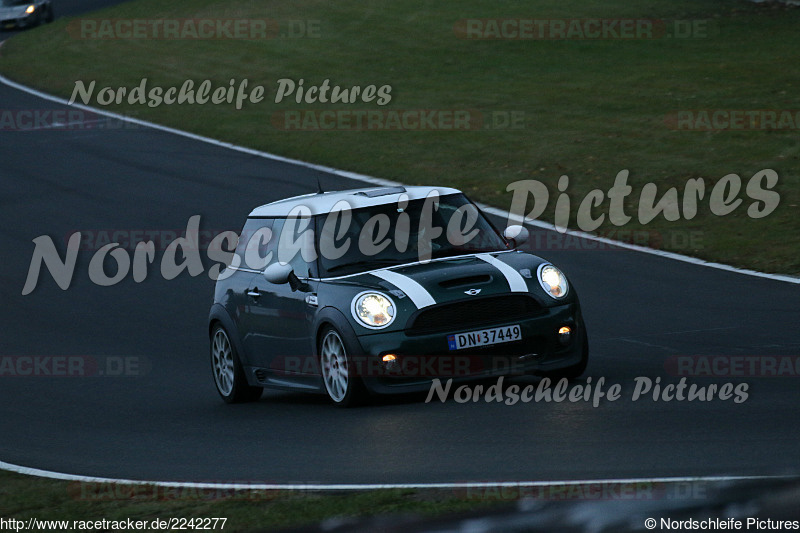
[354,301,585,394]
[1,8,39,28]
[2,16,31,29]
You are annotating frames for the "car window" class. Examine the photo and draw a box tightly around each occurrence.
[234,218,277,270]
[274,217,316,278]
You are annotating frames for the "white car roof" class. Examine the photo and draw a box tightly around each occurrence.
[248,185,462,217]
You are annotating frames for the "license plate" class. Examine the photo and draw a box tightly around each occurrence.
[447,325,521,350]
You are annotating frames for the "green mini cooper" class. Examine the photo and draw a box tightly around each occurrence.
[209,185,588,406]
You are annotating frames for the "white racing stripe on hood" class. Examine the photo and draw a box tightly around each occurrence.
[371,270,436,309]
[477,254,529,292]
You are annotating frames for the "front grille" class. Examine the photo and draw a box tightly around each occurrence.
[407,294,543,334]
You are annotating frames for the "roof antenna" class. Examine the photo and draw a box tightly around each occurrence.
[316,177,325,194]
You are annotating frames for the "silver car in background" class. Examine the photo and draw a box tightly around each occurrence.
[0,0,53,29]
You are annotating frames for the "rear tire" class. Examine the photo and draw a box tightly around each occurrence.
[211,324,262,403]
[319,326,366,407]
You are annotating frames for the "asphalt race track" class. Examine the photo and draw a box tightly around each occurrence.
[1,2,800,486]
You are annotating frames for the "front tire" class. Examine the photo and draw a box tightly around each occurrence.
[44,5,55,23]
[211,324,262,403]
[319,326,366,407]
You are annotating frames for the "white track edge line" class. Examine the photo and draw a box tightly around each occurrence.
[0,74,797,285]
[0,461,794,490]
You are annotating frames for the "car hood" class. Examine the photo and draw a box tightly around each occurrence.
[332,251,553,310]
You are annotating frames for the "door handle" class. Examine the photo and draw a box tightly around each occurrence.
[247,288,261,298]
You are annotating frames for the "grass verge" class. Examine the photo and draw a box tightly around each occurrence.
[0,470,506,532]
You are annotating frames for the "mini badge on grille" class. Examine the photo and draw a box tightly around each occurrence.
[464,289,482,296]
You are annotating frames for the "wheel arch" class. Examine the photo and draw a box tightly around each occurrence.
[208,303,250,367]
[312,306,365,357]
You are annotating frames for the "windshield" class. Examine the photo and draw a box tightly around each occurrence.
[315,193,509,277]
[0,1,33,6]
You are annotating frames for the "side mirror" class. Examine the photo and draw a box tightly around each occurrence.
[503,225,530,248]
[263,262,293,285]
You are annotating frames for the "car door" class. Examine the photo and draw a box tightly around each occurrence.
[242,217,316,374]
[227,217,276,367]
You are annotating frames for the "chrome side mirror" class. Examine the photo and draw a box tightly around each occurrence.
[503,225,530,248]
[263,262,293,284]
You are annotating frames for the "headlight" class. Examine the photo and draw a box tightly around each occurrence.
[537,263,568,299]
[26,5,35,14]
[352,292,396,329]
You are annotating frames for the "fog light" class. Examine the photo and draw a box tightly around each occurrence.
[381,353,400,376]
[558,326,572,345]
